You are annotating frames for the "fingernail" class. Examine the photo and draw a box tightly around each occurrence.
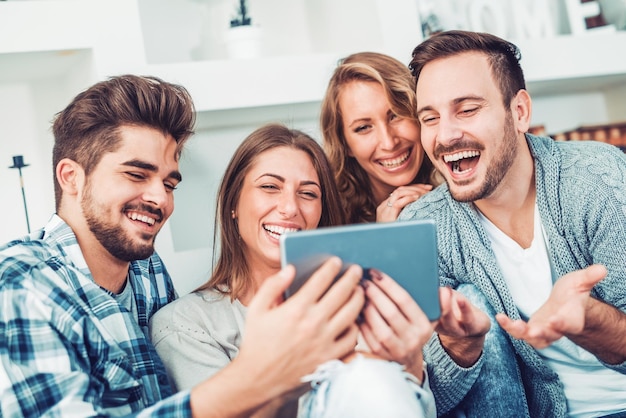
[369,268,383,281]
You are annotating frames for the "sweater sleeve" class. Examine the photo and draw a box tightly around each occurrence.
[554,141,626,374]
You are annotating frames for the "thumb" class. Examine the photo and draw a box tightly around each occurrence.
[248,265,296,312]
[578,264,607,291]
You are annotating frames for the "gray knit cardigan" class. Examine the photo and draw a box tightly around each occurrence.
[399,134,626,417]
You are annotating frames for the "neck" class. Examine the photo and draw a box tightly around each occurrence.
[474,148,536,248]
[238,262,280,306]
[82,247,130,294]
[59,211,130,294]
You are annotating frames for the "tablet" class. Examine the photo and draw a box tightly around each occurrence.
[279,219,440,320]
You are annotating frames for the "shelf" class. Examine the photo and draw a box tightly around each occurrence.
[1,1,625,127]
[518,30,626,97]
[141,29,626,129]
[0,49,92,84]
[146,52,342,113]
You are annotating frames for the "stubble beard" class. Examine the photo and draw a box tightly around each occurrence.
[448,112,518,203]
[81,183,157,262]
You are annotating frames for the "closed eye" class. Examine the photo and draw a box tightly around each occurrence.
[354,124,371,134]
[420,115,439,125]
[461,107,479,116]
[126,172,146,181]
[299,190,319,200]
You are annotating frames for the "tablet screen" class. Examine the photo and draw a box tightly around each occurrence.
[280,219,440,320]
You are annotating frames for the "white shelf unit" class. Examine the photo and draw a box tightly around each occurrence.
[1,1,624,129]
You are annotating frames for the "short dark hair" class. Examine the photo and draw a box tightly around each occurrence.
[51,75,196,210]
[409,30,526,106]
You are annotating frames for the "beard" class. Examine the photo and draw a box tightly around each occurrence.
[81,183,160,262]
[447,112,518,203]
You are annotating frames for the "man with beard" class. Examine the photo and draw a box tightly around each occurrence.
[400,30,626,417]
[0,75,366,417]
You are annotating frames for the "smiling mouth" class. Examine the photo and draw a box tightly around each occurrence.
[264,224,300,239]
[379,149,411,169]
[126,210,158,226]
[443,150,480,174]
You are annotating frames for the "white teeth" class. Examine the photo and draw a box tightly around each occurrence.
[379,150,410,168]
[443,150,480,163]
[264,225,299,238]
[127,211,156,226]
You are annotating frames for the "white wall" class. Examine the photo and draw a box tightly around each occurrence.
[0,82,49,238]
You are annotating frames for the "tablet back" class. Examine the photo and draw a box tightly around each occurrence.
[280,219,440,320]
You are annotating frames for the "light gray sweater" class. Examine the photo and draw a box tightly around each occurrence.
[399,134,626,416]
[149,289,247,391]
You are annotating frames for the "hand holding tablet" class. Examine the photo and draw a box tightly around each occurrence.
[280,219,441,320]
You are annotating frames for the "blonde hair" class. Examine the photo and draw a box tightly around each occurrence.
[320,52,435,224]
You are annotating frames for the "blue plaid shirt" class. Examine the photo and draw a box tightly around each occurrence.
[0,215,192,417]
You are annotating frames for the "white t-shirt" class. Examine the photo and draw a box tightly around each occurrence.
[477,204,626,418]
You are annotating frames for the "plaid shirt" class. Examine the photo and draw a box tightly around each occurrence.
[0,215,192,417]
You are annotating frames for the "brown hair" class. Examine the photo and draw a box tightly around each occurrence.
[52,74,196,210]
[320,52,435,224]
[198,123,344,300]
[410,30,526,106]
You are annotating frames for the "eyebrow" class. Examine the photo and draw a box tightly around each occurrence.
[417,95,486,116]
[256,173,321,189]
[122,159,182,182]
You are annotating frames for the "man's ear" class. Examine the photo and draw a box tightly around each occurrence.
[56,158,85,197]
[512,89,532,134]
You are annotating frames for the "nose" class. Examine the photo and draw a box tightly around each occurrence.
[436,114,463,146]
[143,179,171,209]
[379,125,400,150]
[277,190,298,218]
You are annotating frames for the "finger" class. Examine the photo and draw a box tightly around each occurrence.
[393,184,434,195]
[365,270,424,325]
[326,283,365,337]
[291,256,343,304]
[392,193,427,212]
[574,264,607,292]
[318,263,363,317]
[358,318,382,353]
[358,309,393,358]
[497,313,559,349]
[495,313,529,340]
[249,266,295,313]
[361,291,395,335]
[435,287,456,331]
[330,323,361,360]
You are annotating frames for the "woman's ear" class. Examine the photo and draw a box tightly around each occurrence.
[56,158,84,197]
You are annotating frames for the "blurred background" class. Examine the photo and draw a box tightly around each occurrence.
[1,0,625,294]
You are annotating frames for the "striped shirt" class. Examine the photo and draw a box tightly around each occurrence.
[0,214,191,417]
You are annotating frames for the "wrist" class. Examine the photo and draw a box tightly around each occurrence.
[438,333,485,367]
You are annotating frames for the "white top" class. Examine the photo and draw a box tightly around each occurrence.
[478,204,626,418]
